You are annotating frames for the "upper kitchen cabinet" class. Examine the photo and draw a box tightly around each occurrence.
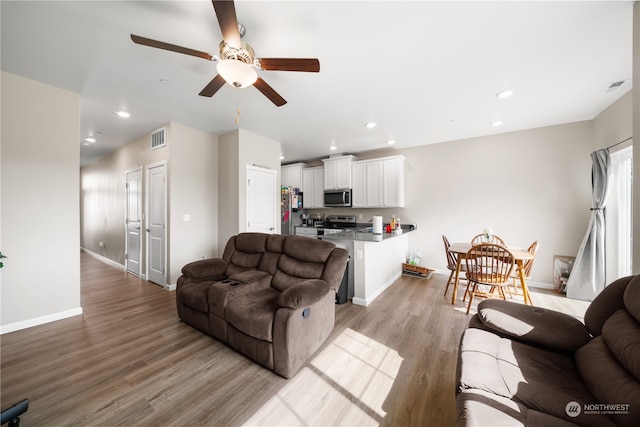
[352,155,405,208]
[281,163,308,188]
[322,155,357,190]
[302,167,325,208]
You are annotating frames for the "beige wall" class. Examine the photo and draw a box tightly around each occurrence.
[313,120,598,285]
[80,122,218,287]
[168,122,218,285]
[217,131,240,249]
[217,129,281,249]
[1,72,81,331]
[81,126,169,265]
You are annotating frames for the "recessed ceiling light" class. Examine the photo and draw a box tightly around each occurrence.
[81,141,90,147]
[329,145,337,151]
[83,137,96,143]
[491,121,503,127]
[496,90,513,99]
[115,110,130,118]
[365,121,377,129]
[387,140,395,145]
[280,154,285,160]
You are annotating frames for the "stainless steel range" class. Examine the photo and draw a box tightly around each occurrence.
[318,215,357,235]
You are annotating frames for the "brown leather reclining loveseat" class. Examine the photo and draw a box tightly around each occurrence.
[456,275,640,426]
[176,232,348,378]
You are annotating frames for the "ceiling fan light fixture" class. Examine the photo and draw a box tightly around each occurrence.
[217,59,257,88]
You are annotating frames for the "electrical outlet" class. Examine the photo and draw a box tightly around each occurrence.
[99,241,104,247]
[358,213,363,220]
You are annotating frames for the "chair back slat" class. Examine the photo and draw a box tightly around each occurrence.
[442,235,458,270]
[471,233,506,246]
[465,243,515,285]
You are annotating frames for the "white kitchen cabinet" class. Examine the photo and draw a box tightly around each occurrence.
[382,156,405,207]
[281,163,307,188]
[351,162,367,207]
[302,167,324,208]
[350,155,405,208]
[322,155,356,190]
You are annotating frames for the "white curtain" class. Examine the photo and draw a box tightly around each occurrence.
[605,146,632,284]
[566,149,611,301]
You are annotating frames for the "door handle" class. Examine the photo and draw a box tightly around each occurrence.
[146,229,150,232]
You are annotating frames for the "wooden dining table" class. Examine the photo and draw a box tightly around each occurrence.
[448,242,535,306]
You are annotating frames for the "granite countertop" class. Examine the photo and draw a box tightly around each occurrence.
[318,229,412,242]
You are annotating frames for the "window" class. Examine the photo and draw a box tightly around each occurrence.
[606,144,632,283]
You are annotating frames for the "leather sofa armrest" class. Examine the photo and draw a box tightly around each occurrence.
[276,279,331,309]
[476,299,592,352]
[181,258,227,280]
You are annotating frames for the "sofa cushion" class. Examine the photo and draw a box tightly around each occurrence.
[276,279,331,309]
[601,309,640,380]
[225,287,280,342]
[457,328,612,427]
[456,389,580,427]
[272,254,326,291]
[283,235,335,263]
[177,281,213,313]
[623,279,640,323]
[584,275,634,336]
[207,271,272,318]
[223,232,268,277]
[477,299,591,352]
[575,336,640,427]
[234,232,269,253]
[181,258,227,280]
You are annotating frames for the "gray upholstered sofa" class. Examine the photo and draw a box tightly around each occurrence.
[176,232,349,378]
[456,275,640,427]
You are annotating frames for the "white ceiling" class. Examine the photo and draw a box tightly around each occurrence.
[1,1,634,167]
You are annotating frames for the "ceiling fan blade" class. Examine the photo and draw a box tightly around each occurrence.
[212,0,241,49]
[258,58,320,73]
[253,78,287,107]
[131,34,213,61]
[199,75,226,97]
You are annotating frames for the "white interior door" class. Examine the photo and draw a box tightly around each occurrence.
[125,168,142,276]
[146,162,167,286]
[246,165,277,233]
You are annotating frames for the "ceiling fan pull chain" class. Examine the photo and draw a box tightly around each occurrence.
[235,90,241,124]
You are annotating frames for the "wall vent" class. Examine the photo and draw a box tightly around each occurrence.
[151,127,167,150]
[605,80,626,92]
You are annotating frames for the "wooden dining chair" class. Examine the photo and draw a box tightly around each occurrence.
[442,235,466,297]
[471,233,506,246]
[507,240,539,299]
[464,243,515,314]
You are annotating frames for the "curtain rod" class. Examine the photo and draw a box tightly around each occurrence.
[607,136,632,150]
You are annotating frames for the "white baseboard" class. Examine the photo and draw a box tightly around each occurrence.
[432,269,552,289]
[1,307,83,335]
[81,247,125,270]
[352,271,402,307]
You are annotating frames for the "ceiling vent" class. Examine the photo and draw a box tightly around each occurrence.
[605,80,626,92]
[151,127,166,150]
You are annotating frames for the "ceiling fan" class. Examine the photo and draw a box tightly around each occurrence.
[131,0,319,107]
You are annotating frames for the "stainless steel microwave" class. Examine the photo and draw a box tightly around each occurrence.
[324,189,352,207]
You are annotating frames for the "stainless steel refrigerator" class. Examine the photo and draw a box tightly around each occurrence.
[281,187,303,234]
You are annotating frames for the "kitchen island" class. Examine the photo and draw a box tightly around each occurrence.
[318,230,411,306]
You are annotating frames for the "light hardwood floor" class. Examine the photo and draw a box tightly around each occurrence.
[1,253,587,426]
